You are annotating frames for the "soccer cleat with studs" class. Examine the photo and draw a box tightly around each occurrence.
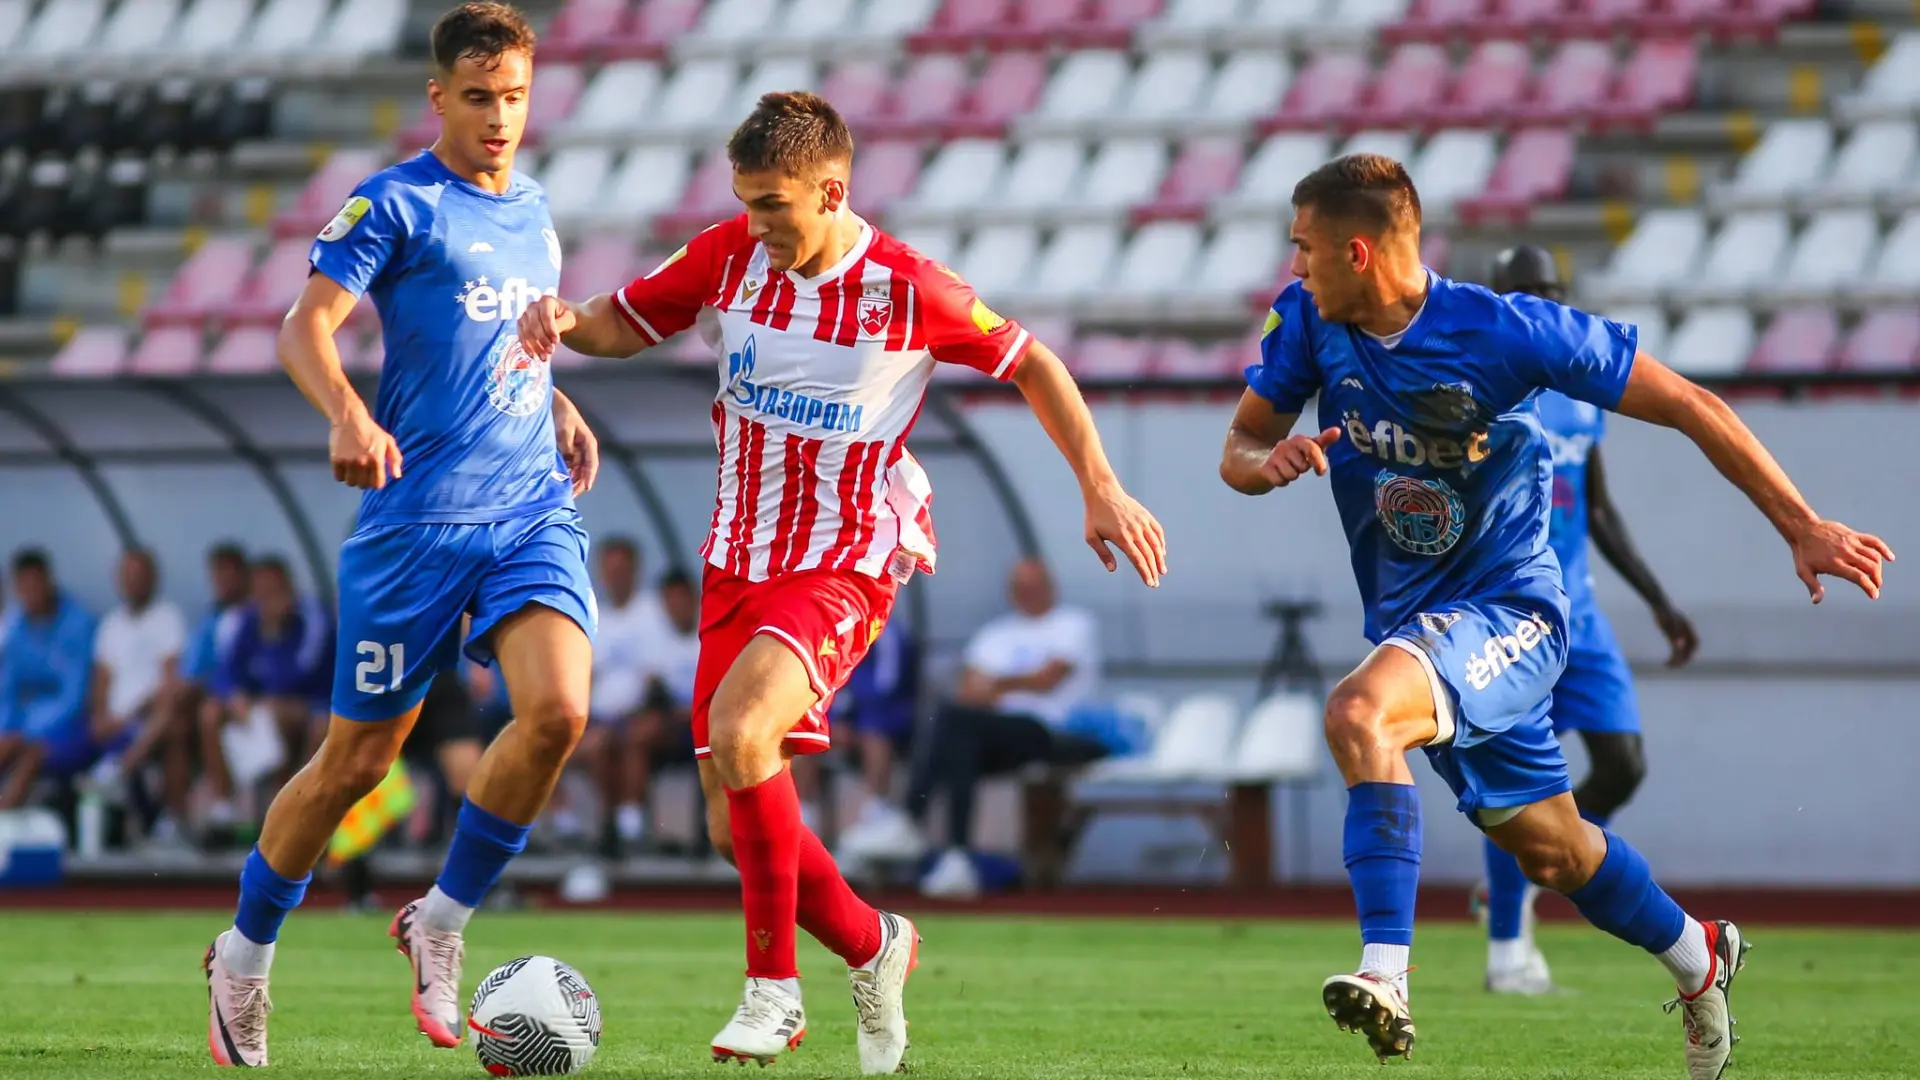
[1664,921,1751,1080]
[712,978,807,1067]
[850,912,921,1075]
[1323,971,1416,1064]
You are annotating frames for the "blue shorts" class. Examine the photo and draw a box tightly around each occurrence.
[1385,596,1573,817]
[1552,605,1640,736]
[847,701,915,744]
[331,506,596,722]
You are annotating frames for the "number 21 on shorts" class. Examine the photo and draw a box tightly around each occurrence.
[356,640,405,694]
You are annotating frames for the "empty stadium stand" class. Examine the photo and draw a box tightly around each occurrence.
[0,0,1910,382]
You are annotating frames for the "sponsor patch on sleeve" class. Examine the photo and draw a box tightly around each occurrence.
[970,298,1006,334]
[317,195,372,243]
[1261,308,1282,339]
[647,244,688,278]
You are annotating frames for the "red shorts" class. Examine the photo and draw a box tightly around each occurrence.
[691,563,899,759]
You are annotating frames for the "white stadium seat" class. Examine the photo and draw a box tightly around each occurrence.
[1813,120,1918,208]
[1230,132,1333,207]
[98,0,182,59]
[170,0,253,63]
[1666,306,1756,377]
[909,139,1007,211]
[859,0,940,36]
[1837,31,1920,122]
[1339,129,1416,168]
[568,62,663,137]
[1247,0,1328,33]
[891,226,960,266]
[1202,52,1293,122]
[19,0,107,60]
[1037,51,1133,122]
[1078,693,1242,783]
[647,59,740,133]
[1589,209,1708,305]
[245,0,332,61]
[1684,212,1791,304]
[732,58,820,117]
[998,139,1085,210]
[1190,225,1283,301]
[541,147,616,225]
[1767,210,1880,302]
[1714,119,1833,211]
[0,0,30,52]
[956,225,1040,300]
[1112,221,1204,300]
[1412,129,1499,216]
[1027,224,1123,302]
[1327,0,1409,32]
[1120,51,1212,120]
[1080,138,1169,210]
[1862,211,1920,302]
[697,0,783,42]
[604,145,694,221]
[1603,305,1671,362]
[1230,694,1321,784]
[781,0,861,41]
[1158,0,1248,32]
[314,0,407,63]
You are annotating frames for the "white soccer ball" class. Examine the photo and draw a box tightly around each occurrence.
[468,956,603,1076]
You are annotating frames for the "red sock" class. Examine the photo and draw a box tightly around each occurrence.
[726,770,803,979]
[796,826,882,967]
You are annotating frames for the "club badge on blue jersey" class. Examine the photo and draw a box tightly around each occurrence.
[1375,472,1467,556]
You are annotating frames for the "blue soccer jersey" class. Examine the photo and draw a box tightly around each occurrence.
[1535,390,1606,612]
[309,150,572,527]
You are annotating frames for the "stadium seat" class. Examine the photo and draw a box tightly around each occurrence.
[243,0,332,67]
[1745,308,1839,375]
[1382,0,1488,45]
[871,54,969,139]
[892,225,960,267]
[1836,31,1920,124]
[567,61,663,137]
[1588,208,1708,305]
[999,139,1085,210]
[858,0,941,38]
[1016,313,1077,356]
[1027,224,1122,302]
[1547,0,1655,39]
[908,0,1014,52]
[15,0,107,68]
[1110,220,1204,304]
[819,59,892,127]
[907,139,1007,211]
[1518,40,1614,125]
[1329,0,1413,31]
[983,0,1102,51]
[1338,129,1416,168]
[95,0,182,63]
[1475,0,1573,41]
[1665,306,1755,378]
[1228,693,1320,784]
[1604,304,1669,361]
[205,327,280,375]
[1188,224,1284,307]
[1070,334,1155,380]
[1811,120,1917,209]
[49,327,130,379]
[1148,337,1234,378]
[1035,51,1133,125]
[1410,128,1499,218]
[953,51,1049,137]
[606,0,703,60]
[956,224,1040,299]
[1245,0,1336,34]
[1263,51,1370,132]
[642,59,738,135]
[0,0,30,52]
[1137,137,1245,222]
[1765,210,1879,305]
[694,0,781,42]
[224,238,312,328]
[1342,43,1451,131]
[273,149,386,239]
[543,0,627,63]
[1712,119,1832,212]
[1433,39,1531,129]
[849,140,924,217]
[144,237,255,329]
[1837,308,1920,372]
[1119,50,1212,121]
[127,327,205,376]
[1199,51,1293,123]
[1684,212,1791,304]
[1599,37,1698,133]
[169,0,252,67]
[542,147,616,226]
[654,147,739,239]
[524,63,586,144]
[731,57,822,118]
[313,0,408,66]
[1081,137,1169,210]
[1457,128,1575,225]
[1861,211,1920,303]
[1225,132,1332,214]
[780,0,864,42]
[1077,693,1240,783]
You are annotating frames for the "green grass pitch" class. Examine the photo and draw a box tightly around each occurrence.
[0,911,1912,1078]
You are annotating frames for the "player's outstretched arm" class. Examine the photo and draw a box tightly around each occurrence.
[1614,352,1895,602]
[550,388,599,496]
[518,294,651,361]
[1219,390,1340,496]
[1586,446,1697,665]
[1009,341,1167,587]
[279,273,404,490]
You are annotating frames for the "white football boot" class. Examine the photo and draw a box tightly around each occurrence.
[390,899,465,1047]
[849,912,921,1074]
[712,977,807,1065]
[1666,920,1751,1080]
[204,931,272,1067]
[1487,942,1559,996]
[1323,971,1416,1063]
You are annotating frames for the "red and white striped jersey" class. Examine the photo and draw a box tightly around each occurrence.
[613,215,1033,583]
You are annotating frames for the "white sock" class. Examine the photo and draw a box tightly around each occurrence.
[1658,918,1713,994]
[419,885,476,934]
[221,928,275,979]
[1488,936,1531,973]
[758,975,802,1000]
[1359,943,1411,994]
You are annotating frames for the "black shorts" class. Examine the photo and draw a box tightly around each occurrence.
[400,674,491,765]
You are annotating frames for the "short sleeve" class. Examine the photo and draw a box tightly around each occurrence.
[962,619,1007,673]
[919,264,1032,380]
[613,220,734,345]
[158,605,188,660]
[308,178,407,300]
[1505,293,1639,410]
[1246,283,1322,414]
[1059,610,1100,672]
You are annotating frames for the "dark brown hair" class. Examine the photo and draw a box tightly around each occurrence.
[727,91,855,177]
[431,2,536,73]
[1291,153,1422,237]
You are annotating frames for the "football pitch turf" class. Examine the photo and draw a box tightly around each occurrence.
[0,911,1911,1079]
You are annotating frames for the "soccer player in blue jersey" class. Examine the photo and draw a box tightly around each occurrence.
[1476,245,1700,995]
[1220,155,1892,1078]
[203,4,603,1067]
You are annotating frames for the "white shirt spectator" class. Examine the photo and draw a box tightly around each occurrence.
[95,599,188,721]
[963,605,1100,727]
[640,619,702,709]
[591,589,668,721]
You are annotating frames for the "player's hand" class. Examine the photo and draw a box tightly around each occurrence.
[1260,428,1342,489]
[1083,481,1167,588]
[1788,519,1895,603]
[330,406,403,490]
[552,392,599,496]
[518,295,577,361]
[1653,605,1698,667]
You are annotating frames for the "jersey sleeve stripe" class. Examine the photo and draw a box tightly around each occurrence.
[991,327,1032,380]
[613,287,665,344]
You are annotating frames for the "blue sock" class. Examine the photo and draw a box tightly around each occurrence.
[434,798,531,908]
[1483,836,1530,941]
[1566,830,1686,953]
[1343,782,1421,946]
[234,847,310,946]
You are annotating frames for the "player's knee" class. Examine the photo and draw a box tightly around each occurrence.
[515,696,590,765]
[1322,684,1390,760]
[1511,835,1592,894]
[318,736,398,798]
[1581,735,1646,816]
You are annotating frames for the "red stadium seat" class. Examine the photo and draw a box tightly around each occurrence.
[127,327,204,376]
[1383,0,1489,44]
[1136,137,1246,223]
[1516,40,1614,125]
[1148,337,1235,379]
[1457,128,1576,225]
[1262,51,1371,133]
[543,0,629,63]
[273,149,386,239]
[908,0,1016,53]
[1837,309,1920,372]
[1474,0,1574,41]
[653,148,737,240]
[205,327,281,375]
[850,140,924,218]
[1432,39,1532,128]
[951,52,1048,138]
[1070,334,1153,381]
[523,63,585,147]
[1090,0,1164,32]
[223,238,314,328]
[1746,307,1839,374]
[1342,43,1451,132]
[821,59,893,128]
[873,54,970,139]
[1597,37,1697,133]
[988,0,1089,50]
[144,237,255,329]
[1017,314,1077,355]
[1548,0,1655,39]
[561,235,641,300]
[49,327,129,378]
[605,0,703,60]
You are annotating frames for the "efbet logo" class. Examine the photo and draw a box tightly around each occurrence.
[1344,409,1490,471]
[457,276,557,323]
[727,334,865,433]
[1463,612,1555,692]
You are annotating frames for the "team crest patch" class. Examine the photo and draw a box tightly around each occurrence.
[857,295,892,337]
[647,244,688,279]
[970,298,1006,334]
[317,196,371,242]
[485,334,551,418]
[1416,611,1462,637]
[1261,309,1282,338]
[1374,471,1466,557]
[542,228,563,271]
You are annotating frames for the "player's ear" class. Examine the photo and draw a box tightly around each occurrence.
[1347,236,1373,275]
[819,176,846,214]
[427,78,445,116]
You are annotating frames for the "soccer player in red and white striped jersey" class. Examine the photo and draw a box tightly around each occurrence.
[518,91,1166,1073]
